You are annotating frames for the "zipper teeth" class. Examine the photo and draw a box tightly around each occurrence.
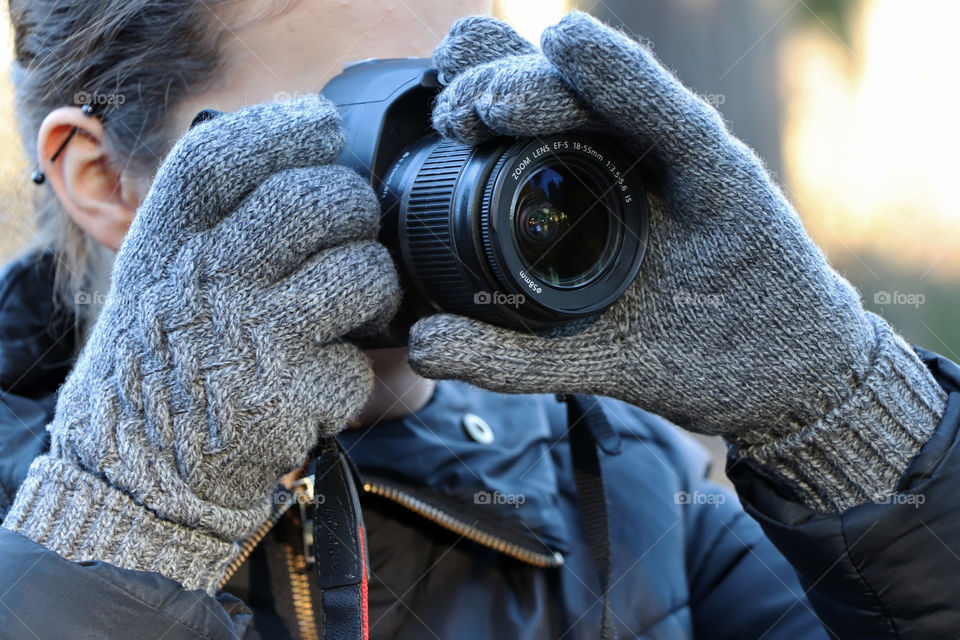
[284,543,319,640]
[220,480,564,589]
[363,482,564,569]
[218,497,293,589]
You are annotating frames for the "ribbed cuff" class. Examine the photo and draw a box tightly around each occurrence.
[728,321,948,513]
[2,455,238,594]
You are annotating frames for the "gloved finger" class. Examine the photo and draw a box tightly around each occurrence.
[289,341,374,437]
[262,240,401,345]
[204,165,381,283]
[132,94,344,244]
[433,16,537,81]
[431,62,500,143]
[541,12,735,171]
[232,343,374,457]
[407,313,617,395]
[182,341,374,504]
[433,54,592,144]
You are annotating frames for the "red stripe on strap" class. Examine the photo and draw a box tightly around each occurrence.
[360,524,369,640]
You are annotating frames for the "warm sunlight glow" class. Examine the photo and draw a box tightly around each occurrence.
[0,17,31,258]
[782,0,960,277]
[495,0,571,44]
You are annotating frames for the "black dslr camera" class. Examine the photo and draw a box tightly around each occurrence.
[321,59,649,345]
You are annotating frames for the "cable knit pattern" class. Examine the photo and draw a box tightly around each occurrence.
[409,12,947,513]
[3,95,401,593]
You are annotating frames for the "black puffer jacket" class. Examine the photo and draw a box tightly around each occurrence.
[0,252,958,639]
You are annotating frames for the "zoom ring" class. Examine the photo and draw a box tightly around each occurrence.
[403,139,500,322]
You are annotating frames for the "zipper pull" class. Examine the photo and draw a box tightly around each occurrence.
[292,475,316,567]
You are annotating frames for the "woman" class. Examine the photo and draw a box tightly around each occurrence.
[0,1,957,638]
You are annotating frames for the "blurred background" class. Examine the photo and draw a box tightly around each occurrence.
[0,1,957,472]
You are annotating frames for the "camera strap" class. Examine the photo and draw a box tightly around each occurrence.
[562,394,622,640]
[312,438,370,640]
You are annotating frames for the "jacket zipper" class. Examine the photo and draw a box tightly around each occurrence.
[362,481,565,568]
[218,500,292,589]
[220,476,564,632]
[287,477,319,639]
[217,478,314,589]
[284,542,319,640]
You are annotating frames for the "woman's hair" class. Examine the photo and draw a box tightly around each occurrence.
[7,0,242,336]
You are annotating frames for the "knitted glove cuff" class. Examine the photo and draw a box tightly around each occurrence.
[2,455,237,594]
[728,319,948,513]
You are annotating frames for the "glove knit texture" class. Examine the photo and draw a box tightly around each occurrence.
[411,12,947,513]
[3,95,401,592]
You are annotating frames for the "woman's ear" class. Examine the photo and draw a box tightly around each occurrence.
[37,107,142,251]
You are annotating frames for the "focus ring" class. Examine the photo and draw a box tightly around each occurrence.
[479,151,515,293]
[402,139,499,322]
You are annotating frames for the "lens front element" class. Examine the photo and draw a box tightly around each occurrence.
[385,133,648,331]
[514,165,612,288]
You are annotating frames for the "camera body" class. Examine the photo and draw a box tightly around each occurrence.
[321,59,649,346]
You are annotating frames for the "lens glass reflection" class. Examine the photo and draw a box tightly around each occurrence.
[514,165,610,287]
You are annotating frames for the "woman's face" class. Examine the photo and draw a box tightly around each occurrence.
[167,0,493,151]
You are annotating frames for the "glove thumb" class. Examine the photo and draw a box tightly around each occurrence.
[408,313,616,398]
[407,313,506,384]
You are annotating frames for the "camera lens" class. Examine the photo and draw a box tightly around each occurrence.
[514,165,612,288]
[378,134,648,333]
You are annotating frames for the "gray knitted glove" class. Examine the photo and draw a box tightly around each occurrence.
[409,13,947,513]
[3,95,400,593]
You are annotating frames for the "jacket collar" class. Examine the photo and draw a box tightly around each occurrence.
[338,380,572,561]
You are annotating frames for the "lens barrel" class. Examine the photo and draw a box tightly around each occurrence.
[378,134,648,330]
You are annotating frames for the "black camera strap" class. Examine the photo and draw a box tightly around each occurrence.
[312,438,370,640]
[562,394,621,640]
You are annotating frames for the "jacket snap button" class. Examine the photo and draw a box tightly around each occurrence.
[462,413,494,444]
